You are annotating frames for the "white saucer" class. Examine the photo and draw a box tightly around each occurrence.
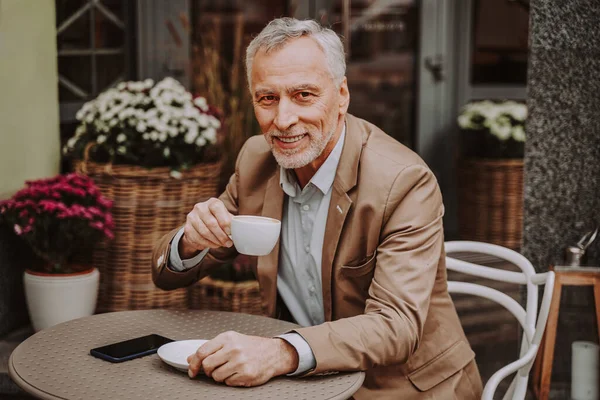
[157,339,208,372]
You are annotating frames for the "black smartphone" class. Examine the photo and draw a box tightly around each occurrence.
[90,334,174,363]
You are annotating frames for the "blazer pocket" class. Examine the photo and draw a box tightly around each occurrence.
[407,340,475,392]
[341,252,377,277]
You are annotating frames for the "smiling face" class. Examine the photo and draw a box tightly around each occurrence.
[250,37,349,174]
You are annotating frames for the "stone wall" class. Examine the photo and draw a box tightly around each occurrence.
[524,0,600,386]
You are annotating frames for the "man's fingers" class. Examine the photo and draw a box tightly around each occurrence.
[200,350,230,378]
[183,222,219,250]
[188,216,221,249]
[188,340,224,377]
[202,213,232,248]
[207,199,233,236]
[210,363,238,383]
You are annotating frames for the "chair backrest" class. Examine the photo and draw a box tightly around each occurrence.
[445,241,555,400]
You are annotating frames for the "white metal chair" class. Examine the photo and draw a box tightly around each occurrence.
[445,241,555,400]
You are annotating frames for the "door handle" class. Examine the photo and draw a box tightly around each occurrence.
[424,55,444,83]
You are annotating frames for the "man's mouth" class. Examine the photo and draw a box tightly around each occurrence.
[276,134,306,143]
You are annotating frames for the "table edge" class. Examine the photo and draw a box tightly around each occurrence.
[9,346,64,400]
[327,371,365,400]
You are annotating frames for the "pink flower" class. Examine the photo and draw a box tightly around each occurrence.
[14,224,22,235]
[97,197,113,209]
[88,206,103,217]
[103,228,115,240]
[72,188,86,197]
[19,209,28,218]
[104,214,114,229]
[89,221,105,230]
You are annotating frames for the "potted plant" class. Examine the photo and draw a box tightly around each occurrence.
[456,100,527,249]
[61,77,223,312]
[0,173,114,331]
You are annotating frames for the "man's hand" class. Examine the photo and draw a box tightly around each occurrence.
[179,197,234,259]
[187,331,299,387]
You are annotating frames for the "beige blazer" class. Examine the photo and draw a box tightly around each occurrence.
[152,114,483,399]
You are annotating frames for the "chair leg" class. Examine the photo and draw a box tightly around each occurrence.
[502,375,517,400]
[532,332,545,397]
[513,374,529,400]
[538,280,562,400]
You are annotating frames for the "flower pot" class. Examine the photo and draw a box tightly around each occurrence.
[457,158,524,249]
[23,268,99,331]
[74,160,220,311]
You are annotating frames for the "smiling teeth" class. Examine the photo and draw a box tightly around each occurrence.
[278,135,304,143]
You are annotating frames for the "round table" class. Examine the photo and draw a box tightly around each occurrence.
[9,310,364,400]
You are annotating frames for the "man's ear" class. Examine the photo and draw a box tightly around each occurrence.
[338,77,350,115]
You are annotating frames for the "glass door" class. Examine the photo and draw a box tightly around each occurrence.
[317,0,420,148]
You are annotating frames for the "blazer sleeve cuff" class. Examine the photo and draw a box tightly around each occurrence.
[169,227,210,271]
[277,333,316,376]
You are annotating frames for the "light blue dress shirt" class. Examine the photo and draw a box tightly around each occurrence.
[169,127,346,375]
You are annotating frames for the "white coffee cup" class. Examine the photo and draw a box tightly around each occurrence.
[229,215,281,256]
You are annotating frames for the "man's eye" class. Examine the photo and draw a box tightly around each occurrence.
[259,95,276,103]
[297,92,313,100]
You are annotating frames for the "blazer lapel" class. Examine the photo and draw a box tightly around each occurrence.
[321,114,365,321]
[257,173,284,317]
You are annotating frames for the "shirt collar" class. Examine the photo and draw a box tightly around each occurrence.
[279,124,346,197]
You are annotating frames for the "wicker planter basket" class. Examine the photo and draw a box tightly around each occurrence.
[457,158,524,250]
[189,276,264,315]
[74,160,221,312]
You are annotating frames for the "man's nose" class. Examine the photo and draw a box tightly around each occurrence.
[274,98,299,131]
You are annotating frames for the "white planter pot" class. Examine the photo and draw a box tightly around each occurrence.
[23,268,100,331]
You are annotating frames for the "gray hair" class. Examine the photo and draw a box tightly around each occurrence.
[245,18,346,88]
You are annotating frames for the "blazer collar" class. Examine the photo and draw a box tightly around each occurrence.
[320,114,365,321]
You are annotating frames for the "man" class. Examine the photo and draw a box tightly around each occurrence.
[152,17,482,399]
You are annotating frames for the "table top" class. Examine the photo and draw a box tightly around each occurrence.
[9,310,364,400]
[553,265,600,273]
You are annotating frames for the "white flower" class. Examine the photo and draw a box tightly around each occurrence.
[195,136,207,147]
[117,82,127,90]
[193,97,209,111]
[144,78,154,88]
[136,121,147,132]
[150,132,159,141]
[163,147,170,158]
[209,116,221,129]
[185,127,199,144]
[67,137,78,148]
[159,132,168,142]
[117,146,126,154]
[203,128,217,144]
[116,134,127,143]
[142,133,150,140]
[97,135,107,144]
[512,125,526,142]
[196,113,209,128]
[458,113,473,129]
[509,104,527,121]
[168,126,178,137]
[75,125,86,137]
[170,170,183,179]
[489,118,512,141]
